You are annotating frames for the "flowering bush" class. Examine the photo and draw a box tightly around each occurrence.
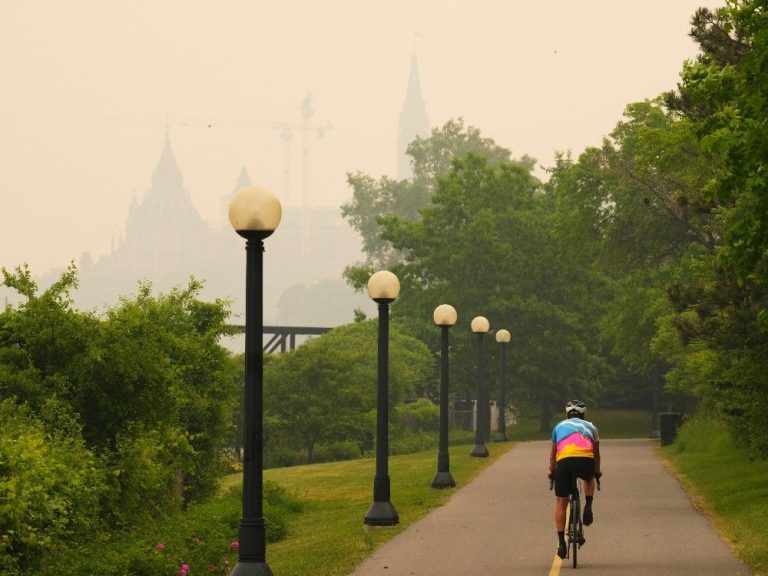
[24,481,301,576]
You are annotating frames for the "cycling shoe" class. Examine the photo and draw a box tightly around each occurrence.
[583,508,593,526]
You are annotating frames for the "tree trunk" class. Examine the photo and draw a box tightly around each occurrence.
[307,441,315,463]
[539,398,551,433]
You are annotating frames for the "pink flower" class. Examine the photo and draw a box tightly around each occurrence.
[155,543,166,550]
[230,541,240,550]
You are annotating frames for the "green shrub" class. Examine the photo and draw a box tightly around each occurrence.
[102,425,192,526]
[668,413,736,455]
[390,432,438,455]
[325,440,361,461]
[0,399,105,574]
[396,398,440,433]
[265,448,306,469]
[28,481,301,576]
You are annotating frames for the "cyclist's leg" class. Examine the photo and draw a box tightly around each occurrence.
[553,460,572,558]
[583,476,596,497]
[556,497,568,558]
[578,458,596,525]
[555,496,568,531]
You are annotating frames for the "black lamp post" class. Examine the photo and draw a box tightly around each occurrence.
[470,315,490,458]
[364,270,400,526]
[494,329,511,442]
[649,363,661,438]
[229,185,282,576]
[432,304,457,488]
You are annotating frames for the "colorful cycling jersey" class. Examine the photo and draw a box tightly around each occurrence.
[551,418,599,461]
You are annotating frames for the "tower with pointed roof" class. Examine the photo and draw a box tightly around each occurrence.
[397,55,430,180]
[120,130,206,275]
[69,129,367,329]
[221,166,252,229]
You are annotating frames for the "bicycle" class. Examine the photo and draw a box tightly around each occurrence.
[550,473,601,568]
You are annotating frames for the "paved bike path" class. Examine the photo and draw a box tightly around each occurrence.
[348,439,751,576]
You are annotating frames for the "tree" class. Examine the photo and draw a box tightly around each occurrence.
[0,263,98,409]
[380,154,609,430]
[71,279,240,505]
[263,320,433,461]
[341,118,522,276]
[660,0,768,453]
[546,98,720,418]
[0,265,241,522]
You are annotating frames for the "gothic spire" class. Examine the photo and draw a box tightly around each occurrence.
[397,54,430,180]
[152,128,183,193]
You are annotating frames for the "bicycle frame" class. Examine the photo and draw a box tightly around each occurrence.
[550,473,600,568]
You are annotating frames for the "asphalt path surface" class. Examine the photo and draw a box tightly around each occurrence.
[349,439,751,576]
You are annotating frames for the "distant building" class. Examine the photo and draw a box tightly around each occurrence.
[28,57,428,326]
[397,54,430,180]
[68,131,367,327]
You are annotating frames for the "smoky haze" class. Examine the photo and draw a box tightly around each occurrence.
[0,0,720,326]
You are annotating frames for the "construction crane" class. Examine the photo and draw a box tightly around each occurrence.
[272,94,332,208]
[108,93,331,209]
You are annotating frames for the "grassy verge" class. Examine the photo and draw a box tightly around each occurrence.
[505,408,652,441]
[662,417,768,576]
[255,441,516,575]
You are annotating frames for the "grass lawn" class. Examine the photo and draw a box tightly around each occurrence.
[662,418,768,576]
[505,408,652,441]
[227,442,516,575]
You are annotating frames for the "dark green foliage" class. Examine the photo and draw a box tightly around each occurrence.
[341,118,523,273]
[661,1,768,454]
[0,399,105,574]
[548,1,768,455]
[264,320,434,463]
[395,398,439,433]
[0,265,242,573]
[28,481,301,576]
[379,153,610,429]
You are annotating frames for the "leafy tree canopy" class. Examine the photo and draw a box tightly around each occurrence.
[378,153,609,429]
[264,319,433,460]
[341,118,531,277]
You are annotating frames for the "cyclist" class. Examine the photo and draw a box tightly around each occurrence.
[548,400,601,559]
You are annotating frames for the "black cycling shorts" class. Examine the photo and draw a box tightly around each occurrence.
[554,457,595,497]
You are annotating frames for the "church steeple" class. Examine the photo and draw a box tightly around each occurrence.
[122,130,203,263]
[397,54,430,180]
[152,128,183,193]
[234,165,251,192]
[221,166,252,229]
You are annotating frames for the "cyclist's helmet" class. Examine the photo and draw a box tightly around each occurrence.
[565,400,587,418]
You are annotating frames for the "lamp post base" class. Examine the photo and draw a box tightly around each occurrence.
[364,500,399,526]
[431,471,456,488]
[470,442,489,457]
[230,561,273,576]
[494,431,509,442]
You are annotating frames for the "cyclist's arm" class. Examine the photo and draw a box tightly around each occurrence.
[549,442,557,477]
[593,441,601,477]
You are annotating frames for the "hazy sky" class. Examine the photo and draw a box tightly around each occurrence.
[1,0,721,275]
